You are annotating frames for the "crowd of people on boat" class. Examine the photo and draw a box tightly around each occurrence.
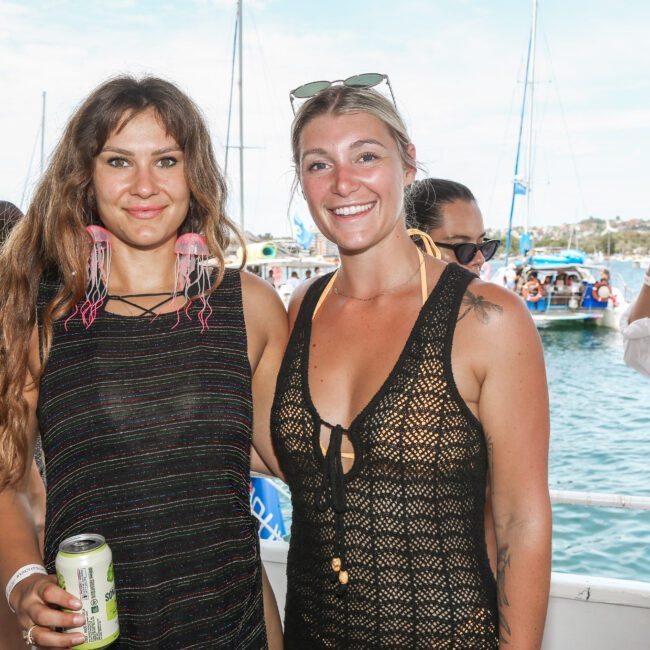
[503,265,614,311]
[0,70,646,650]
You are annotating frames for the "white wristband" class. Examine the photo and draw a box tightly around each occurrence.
[5,564,48,613]
[643,273,650,287]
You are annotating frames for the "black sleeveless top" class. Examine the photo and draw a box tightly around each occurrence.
[271,264,498,649]
[38,269,267,649]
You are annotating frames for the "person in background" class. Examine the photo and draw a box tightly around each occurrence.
[269,80,550,648]
[304,269,312,281]
[522,270,545,310]
[0,77,284,648]
[1,201,24,237]
[542,275,553,297]
[266,269,276,286]
[314,266,321,276]
[406,178,500,278]
[287,270,301,290]
[407,179,500,575]
[0,201,48,650]
[621,264,650,376]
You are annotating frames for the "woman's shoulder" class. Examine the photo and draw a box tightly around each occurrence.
[287,272,334,329]
[457,276,538,341]
[36,270,63,308]
[239,269,288,323]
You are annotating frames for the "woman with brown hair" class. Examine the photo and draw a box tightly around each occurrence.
[0,200,47,649]
[271,78,551,648]
[0,77,284,648]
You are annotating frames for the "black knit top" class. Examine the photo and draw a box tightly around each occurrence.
[272,263,498,649]
[37,269,267,649]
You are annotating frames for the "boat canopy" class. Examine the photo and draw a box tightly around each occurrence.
[527,249,587,266]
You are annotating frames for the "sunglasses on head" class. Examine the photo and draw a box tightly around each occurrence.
[289,73,395,114]
[435,239,500,265]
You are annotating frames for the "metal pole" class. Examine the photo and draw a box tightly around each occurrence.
[504,30,533,267]
[238,0,244,231]
[40,91,46,174]
[224,8,239,177]
[523,0,538,234]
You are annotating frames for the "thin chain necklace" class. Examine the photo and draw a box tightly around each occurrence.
[332,257,424,302]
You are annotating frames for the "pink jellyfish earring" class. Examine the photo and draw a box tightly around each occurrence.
[173,232,213,332]
[66,225,112,330]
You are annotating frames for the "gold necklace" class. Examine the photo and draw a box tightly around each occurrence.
[332,257,424,302]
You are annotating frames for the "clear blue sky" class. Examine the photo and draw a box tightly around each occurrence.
[1,0,648,236]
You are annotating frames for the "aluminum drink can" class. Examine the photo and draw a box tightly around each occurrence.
[55,534,120,649]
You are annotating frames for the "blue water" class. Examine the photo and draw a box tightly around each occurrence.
[275,259,650,583]
[543,259,650,582]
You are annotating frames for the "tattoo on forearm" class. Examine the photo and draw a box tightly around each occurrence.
[485,432,495,487]
[458,290,503,323]
[497,545,512,644]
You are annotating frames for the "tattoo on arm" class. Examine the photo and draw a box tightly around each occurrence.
[485,432,495,487]
[496,545,512,644]
[458,290,503,324]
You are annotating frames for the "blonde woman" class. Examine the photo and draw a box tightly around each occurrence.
[270,78,551,648]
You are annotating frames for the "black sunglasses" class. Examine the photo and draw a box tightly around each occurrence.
[435,239,501,265]
[289,73,396,114]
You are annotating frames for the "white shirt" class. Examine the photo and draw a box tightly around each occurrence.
[620,306,650,377]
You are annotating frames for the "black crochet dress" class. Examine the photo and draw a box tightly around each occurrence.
[272,264,498,649]
[38,269,267,649]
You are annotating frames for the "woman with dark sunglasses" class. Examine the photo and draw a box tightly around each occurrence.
[407,179,501,580]
[407,178,499,277]
[269,78,551,649]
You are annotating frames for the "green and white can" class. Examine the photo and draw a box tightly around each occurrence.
[55,534,120,650]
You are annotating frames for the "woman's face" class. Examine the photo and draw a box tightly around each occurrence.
[427,199,486,276]
[298,111,415,254]
[92,108,190,251]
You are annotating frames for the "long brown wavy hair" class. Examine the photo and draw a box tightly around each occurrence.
[0,75,244,488]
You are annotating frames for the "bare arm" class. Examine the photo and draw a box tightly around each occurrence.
[0,333,86,648]
[475,287,552,648]
[27,459,46,554]
[242,273,288,482]
[628,267,650,324]
[261,564,283,649]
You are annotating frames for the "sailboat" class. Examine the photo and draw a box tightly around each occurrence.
[496,2,627,329]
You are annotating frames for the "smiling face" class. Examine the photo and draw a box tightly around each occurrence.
[427,199,487,275]
[92,108,190,252]
[298,111,416,254]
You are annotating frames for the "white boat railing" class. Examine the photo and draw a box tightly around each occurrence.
[550,489,650,510]
[254,479,650,648]
[251,475,650,515]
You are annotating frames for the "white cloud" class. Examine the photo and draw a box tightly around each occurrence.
[1,0,649,236]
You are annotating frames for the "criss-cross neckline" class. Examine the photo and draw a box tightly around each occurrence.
[106,292,176,318]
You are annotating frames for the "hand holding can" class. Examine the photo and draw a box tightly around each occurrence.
[10,572,86,648]
[55,534,120,650]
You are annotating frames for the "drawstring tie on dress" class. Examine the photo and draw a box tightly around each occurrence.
[315,423,353,595]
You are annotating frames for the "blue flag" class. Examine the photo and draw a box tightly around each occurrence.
[293,213,314,250]
[514,180,527,195]
[519,232,533,256]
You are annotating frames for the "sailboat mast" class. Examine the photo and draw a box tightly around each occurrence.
[523,0,538,234]
[237,0,245,230]
[503,22,533,266]
[40,91,46,174]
